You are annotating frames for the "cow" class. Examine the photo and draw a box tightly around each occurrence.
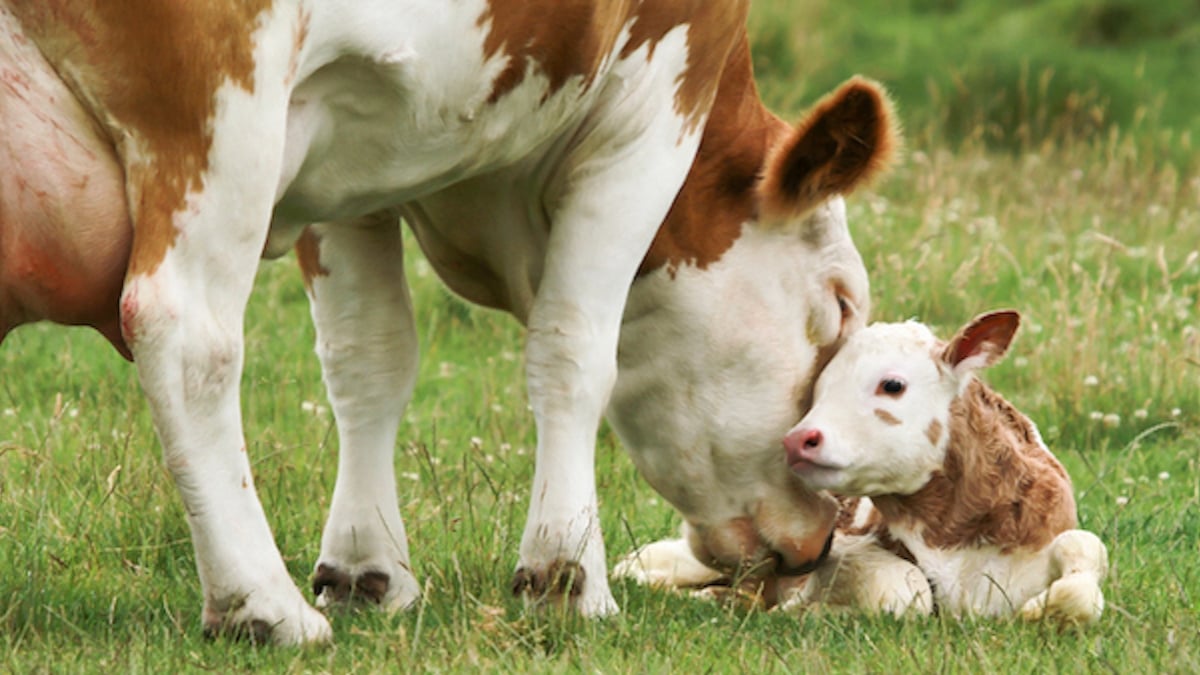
[0,1,898,644]
[616,311,1108,625]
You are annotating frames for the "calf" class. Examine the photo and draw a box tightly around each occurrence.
[781,310,1108,622]
[617,311,1108,625]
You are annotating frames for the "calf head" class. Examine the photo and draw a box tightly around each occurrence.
[784,311,1021,496]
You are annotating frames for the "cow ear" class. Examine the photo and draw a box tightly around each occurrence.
[758,76,900,220]
[942,310,1021,374]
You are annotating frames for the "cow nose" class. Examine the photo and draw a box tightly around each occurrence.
[784,426,823,467]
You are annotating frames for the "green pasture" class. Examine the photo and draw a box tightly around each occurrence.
[3,0,1198,671]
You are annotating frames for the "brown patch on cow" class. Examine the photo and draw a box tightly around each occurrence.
[294,227,329,293]
[11,1,274,279]
[480,0,629,104]
[872,380,1076,553]
[687,516,770,574]
[795,340,842,415]
[833,495,864,533]
[758,76,901,221]
[287,7,311,84]
[622,1,751,134]
[925,418,944,447]
[639,33,783,275]
[874,408,902,426]
[753,489,840,576]
[874,527,918,567]
[479,2,748,128]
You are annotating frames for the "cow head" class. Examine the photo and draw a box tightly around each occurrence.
[610,76,901,579]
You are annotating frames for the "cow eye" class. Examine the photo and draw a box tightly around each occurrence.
[876,378,906,396]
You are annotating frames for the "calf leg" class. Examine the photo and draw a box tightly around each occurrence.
[1020,529,1108,625]
[612,525,725,589]
[302,214,421,611]
[778,535,933,616]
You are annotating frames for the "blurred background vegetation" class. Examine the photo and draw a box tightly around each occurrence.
[748,0,1199,169]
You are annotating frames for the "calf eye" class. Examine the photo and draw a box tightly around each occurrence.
[876,378,906,397]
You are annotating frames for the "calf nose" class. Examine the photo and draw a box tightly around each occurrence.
[783,427,823,467]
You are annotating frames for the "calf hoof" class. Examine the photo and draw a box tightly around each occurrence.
[1020,573,1105,626]
[202,596,332,646]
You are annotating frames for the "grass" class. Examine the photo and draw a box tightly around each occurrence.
[3,1,1199,672]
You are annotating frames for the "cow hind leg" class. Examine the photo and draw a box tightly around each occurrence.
[302,213,422,612]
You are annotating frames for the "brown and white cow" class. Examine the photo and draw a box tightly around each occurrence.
[618,312,1108,624]
[0,1,897,643]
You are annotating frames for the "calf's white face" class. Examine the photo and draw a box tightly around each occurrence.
[784,311,1021,496]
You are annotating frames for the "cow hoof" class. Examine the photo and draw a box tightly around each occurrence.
[511,559,588,609]
[202,597,332,646]
[313,562,419,612]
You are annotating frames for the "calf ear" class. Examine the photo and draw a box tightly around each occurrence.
[942,310,1022,373]
[758,76,901,220]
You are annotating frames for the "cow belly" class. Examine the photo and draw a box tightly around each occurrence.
[0,8,130,350]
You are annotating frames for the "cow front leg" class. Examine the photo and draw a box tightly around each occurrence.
[116,27,329,642]
[512,111,705,616]
[300,214,421,612]
[120,157,329,639]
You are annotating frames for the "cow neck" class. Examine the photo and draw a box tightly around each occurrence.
[870,379,1077,553]
[638,34,788,277]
